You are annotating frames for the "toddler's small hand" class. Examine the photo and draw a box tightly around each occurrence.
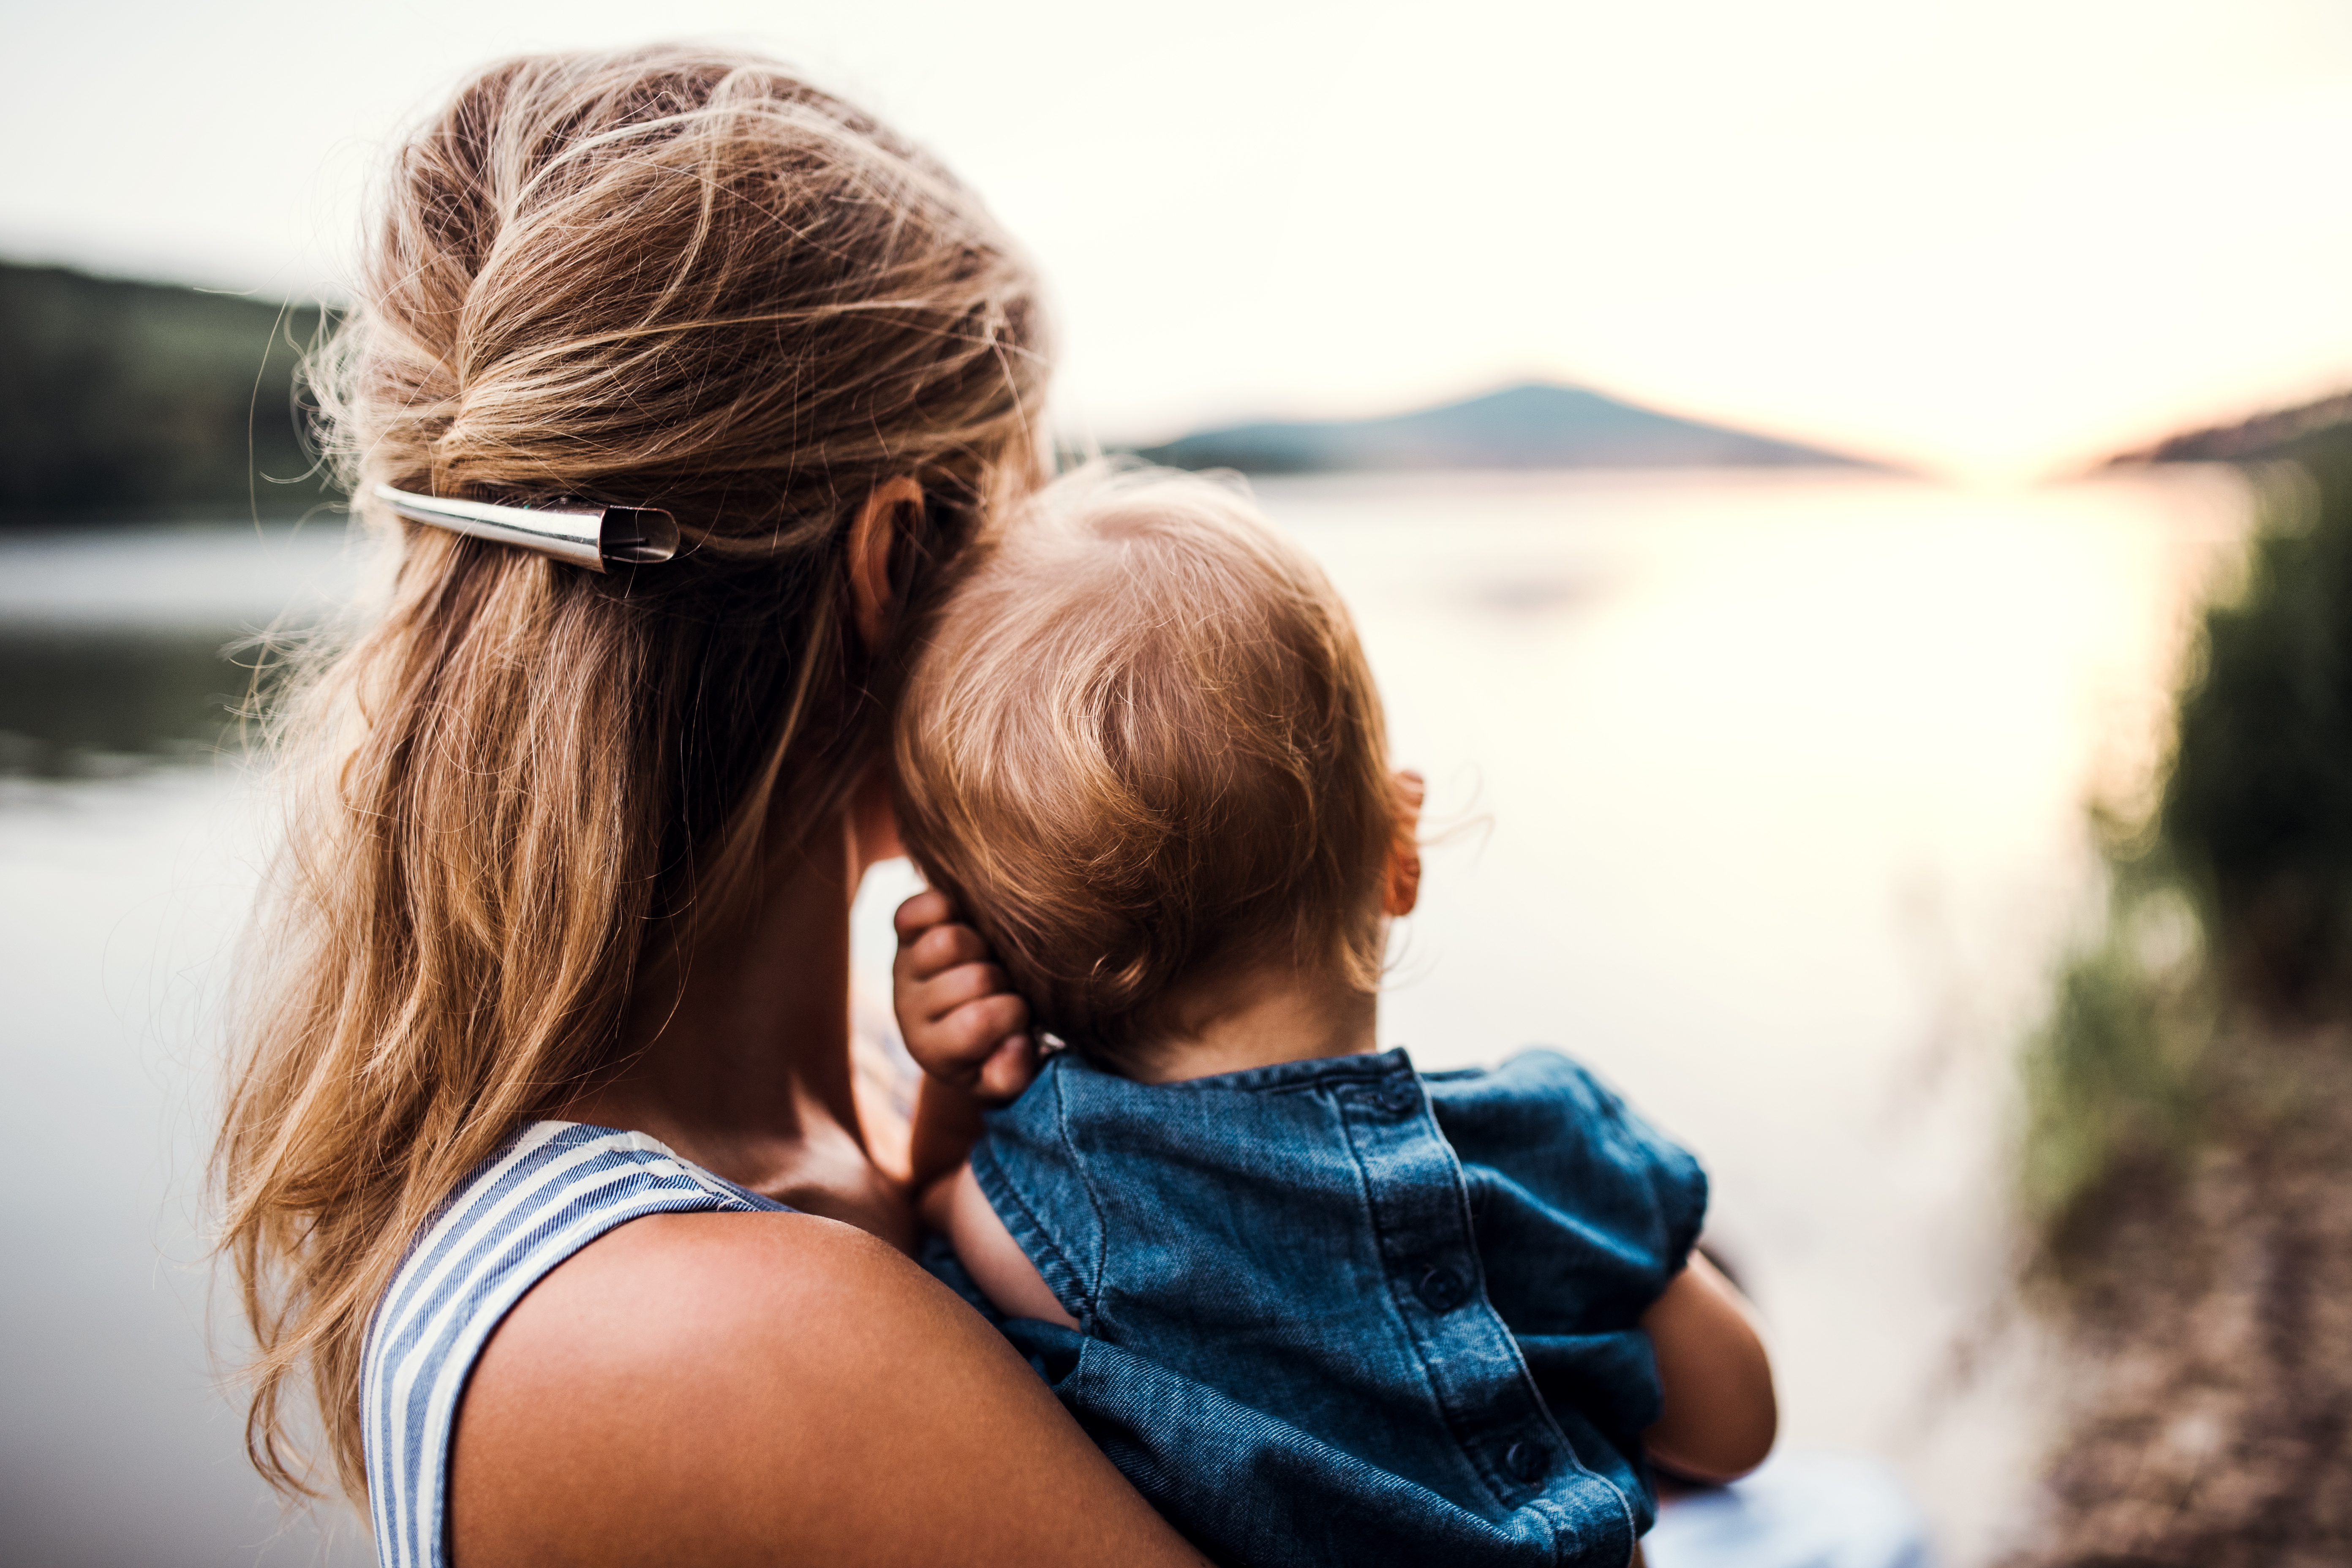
[891,889,1038,1105]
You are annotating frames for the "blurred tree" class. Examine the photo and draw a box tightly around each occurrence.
[2028,420,2352,1250]
[2165,427,2352,1011]
[0,261,330,525]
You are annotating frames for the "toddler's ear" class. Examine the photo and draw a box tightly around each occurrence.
[1384,769,1424,918]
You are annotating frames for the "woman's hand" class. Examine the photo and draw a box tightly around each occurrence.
[892,890,1037,1104]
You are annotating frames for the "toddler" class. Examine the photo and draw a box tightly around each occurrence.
[888,465,1773,1568]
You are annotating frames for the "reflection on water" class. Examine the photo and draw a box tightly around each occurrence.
[0,520,358,779]
[0,627,252,777]
[1,474,2253,1568]
[0,522,371,1568]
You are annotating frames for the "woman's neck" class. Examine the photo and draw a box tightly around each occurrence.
[553,808,915,1247]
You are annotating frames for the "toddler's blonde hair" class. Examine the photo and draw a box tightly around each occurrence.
[894,464,1395,1062]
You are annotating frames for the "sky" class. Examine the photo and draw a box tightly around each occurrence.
[5,0,2352,480]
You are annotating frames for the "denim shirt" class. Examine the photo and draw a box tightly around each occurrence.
[935,1046,1707,1568]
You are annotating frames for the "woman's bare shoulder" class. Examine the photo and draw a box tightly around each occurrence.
[449,1210,1205,1568]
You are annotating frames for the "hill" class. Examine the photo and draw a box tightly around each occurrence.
[2107,388,2352,466]
[0,261,331,526]
[1127,382,1876,474]
[0,264,1879,520]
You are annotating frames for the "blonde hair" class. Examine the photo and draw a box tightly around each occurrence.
[217,44,1050,1503]
[893,464,1394,1062]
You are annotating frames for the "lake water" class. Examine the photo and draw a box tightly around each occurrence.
[0,468,2252,1567]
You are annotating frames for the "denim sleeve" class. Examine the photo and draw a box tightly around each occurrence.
[1426,1049,1710,1320]
[966,1063,1104,1322]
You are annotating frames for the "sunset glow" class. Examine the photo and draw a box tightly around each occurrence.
[5,0,2349,478]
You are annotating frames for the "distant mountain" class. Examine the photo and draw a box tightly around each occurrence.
[2108,390,2352,466]
[0,261,331,526]
[1126,382,1876,474]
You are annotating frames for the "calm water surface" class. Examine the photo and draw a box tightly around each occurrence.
[0,470,2250,1566]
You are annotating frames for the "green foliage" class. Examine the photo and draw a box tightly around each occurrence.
[2165,427,2352,1007]
[2020,867,2217,1253]
[2023,425,2352,1256]
[0,261,332,525]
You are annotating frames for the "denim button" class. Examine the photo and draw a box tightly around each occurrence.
[1504,1440,1547,1483]
[1375,1082,1420,1116]
[1415,1264,1467,1312]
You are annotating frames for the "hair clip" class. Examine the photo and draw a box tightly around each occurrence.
[373,484,679,573]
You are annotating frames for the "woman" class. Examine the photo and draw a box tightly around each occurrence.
[219,45,1208,1567]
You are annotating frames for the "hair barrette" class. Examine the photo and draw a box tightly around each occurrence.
[373,484,680,573]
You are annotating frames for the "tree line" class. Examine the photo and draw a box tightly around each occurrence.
[0,261,330,527]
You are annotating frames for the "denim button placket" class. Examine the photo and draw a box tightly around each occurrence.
[1337,1057,1585,1519]
[1347,1081,1414,1117]
[1416,1264,1468,1313]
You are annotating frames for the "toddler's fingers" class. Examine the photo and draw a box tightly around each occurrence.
[899,920,992,984]
[892,889,955,943]
[926,992,1029,1066]
[907,960,1013,1025]
[975,1031,1040,1104]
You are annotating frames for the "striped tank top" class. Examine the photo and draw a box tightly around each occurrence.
[361,1121,789,1568]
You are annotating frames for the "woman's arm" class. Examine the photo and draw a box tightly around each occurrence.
[1639,1252,1778,1484]
[451,1209,1209,1567]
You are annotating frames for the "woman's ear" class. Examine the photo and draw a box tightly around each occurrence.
[849,476,925,651]
[1383,769,1425,918]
